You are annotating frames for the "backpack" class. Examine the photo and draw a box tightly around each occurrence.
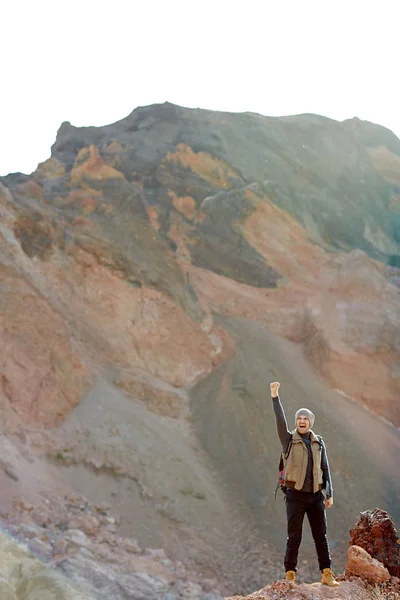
[274,434,323,499]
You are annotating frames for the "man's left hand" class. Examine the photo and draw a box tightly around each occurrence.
[325,497,333,508]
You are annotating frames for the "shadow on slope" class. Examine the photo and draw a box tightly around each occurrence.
[189,316,400,583]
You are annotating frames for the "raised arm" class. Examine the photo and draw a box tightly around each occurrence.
[270,382,291,453]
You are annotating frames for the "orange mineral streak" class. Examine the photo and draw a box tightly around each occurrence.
[65,189,102,215]
[240,193,326,283]
[70,145,125,187]
[146,206,161,231]
[244,189,256,202]
[168,190,197,220]
[164,143,237,189]
[194,211,207,224]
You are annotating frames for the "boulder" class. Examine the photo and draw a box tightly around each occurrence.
[346,544,390,584]
[349,508,400,577]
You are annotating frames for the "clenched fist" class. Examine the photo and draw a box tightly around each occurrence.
[270,381,280,398]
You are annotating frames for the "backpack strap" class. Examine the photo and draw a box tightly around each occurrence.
[283,434,293,459]
[274,435,293,500]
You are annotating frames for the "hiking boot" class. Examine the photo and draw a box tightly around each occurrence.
[285,570,296,583]
[321,568,340,587]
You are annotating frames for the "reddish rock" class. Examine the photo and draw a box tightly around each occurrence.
[146,205,161,231]
[68,514,100,536]
[114,370,186,418]
[346,544,390,584]
[163,143,238,189]
[349,509,400,577]
[70,144,125,186]
[168,190,197,220]
[0,266,90,427]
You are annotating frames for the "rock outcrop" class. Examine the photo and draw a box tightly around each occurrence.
[349,508,400,577]
[346,545,390,584]
[1,499,225,600]
[226,511,400,600]
[0,529,89,599]
[227,578,400,600]
[4,503,399,600]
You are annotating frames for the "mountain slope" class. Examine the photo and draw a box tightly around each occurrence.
[0,103,399,594]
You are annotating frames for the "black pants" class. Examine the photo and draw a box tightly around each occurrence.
[284,489,331,572]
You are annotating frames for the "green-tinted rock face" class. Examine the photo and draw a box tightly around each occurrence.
[0,532,90,599]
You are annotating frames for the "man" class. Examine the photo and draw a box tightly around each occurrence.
[270,381,339,587]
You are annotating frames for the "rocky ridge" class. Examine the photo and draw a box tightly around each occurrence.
[1,504,399,600]
[0,495,225,600]
[227,509,400,600]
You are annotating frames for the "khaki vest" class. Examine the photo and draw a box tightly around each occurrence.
[284,429,323,492]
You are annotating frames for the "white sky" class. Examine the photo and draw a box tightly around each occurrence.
[1,0,399,176]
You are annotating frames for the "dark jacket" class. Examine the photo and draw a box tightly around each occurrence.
[272,395,333,498]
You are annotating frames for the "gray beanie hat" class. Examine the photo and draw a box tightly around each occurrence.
[295,408,315,428]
